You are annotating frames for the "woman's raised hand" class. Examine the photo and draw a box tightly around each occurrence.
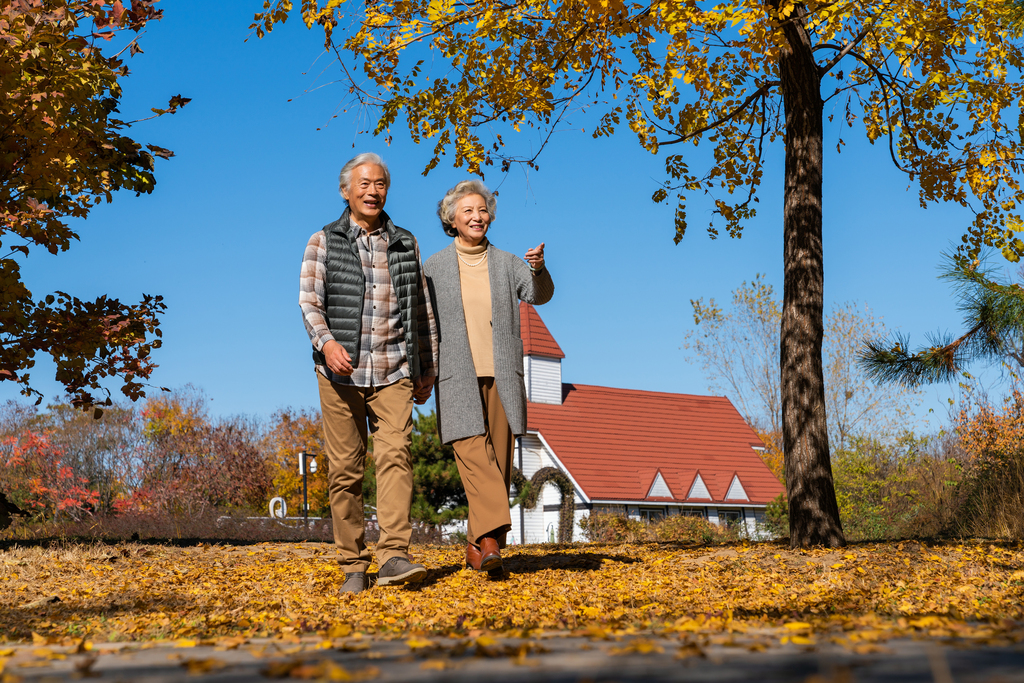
[524,243,545,272]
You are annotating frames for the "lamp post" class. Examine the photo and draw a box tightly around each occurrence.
[298,451,318,526]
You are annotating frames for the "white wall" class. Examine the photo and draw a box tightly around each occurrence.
[510,434,545,544]
[525,355,562,405]
[706,507,719,525]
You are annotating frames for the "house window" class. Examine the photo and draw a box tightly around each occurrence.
[719,509,743,526]
[681,508,706,518]
[639,507,665,522]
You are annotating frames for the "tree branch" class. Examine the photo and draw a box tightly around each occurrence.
[816,23,873,76]
[659,81,779,146]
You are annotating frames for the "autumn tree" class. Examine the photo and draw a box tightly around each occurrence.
[858,3,1024,387]
[0,399,139,519]
[687,276,920,457]
[31,402,144,513]
[0,428,100,520]
[262,407,331,517]
[255,0,1024,546]
[131,388,270,516]
[0,0,187,411]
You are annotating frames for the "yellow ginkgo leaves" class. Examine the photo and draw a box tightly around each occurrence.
[0,540,1021,649]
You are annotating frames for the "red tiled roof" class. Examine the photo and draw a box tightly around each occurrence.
[520,302,565,359]
[527,384,783,505]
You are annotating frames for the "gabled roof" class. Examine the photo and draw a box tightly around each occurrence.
[646,470,674,499]
[724,474,749,501]
[527,384,783,505]
[686,472,712,500]
[520,302,565,359]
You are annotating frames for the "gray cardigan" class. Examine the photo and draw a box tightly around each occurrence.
[423,242,554,444]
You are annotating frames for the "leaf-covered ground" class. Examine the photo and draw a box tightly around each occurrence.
[1,540,1022,648]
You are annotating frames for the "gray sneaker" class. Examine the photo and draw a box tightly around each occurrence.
[376,557,427,586]
[340,572,366,594]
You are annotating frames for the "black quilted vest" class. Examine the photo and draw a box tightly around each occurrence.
[312,209,425,378]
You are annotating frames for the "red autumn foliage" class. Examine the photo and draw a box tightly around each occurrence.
[0,429,100,519]
[1,389,271,523]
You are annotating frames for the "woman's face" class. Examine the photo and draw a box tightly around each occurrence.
[452,193,491,247]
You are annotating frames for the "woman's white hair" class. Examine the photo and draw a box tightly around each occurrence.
[338,153,391,198]
[437,180,497,237]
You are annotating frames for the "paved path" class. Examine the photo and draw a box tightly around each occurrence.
[2,633,1023,682]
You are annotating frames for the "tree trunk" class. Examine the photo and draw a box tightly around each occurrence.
[776,5,846,548]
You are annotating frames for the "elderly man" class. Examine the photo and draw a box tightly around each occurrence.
[299,152,438,594]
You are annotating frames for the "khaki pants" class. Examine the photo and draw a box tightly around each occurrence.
[452,377,513,547]
[318,373,415,572]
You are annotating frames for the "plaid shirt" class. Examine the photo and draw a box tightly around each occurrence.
[299,218,438,387]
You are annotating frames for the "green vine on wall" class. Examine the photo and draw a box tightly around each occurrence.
[510,466,575,543]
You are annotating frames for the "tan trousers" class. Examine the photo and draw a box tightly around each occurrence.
[452,377,513,547]
[318,373,415,572]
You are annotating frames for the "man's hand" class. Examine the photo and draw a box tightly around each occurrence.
[322,340,354,376]
[413,376,435,405]
[524,242,545,272]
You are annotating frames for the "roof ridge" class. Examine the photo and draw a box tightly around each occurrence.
[521,302,565,359]
[554,383,735,401]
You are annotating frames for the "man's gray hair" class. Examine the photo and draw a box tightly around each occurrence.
[338,152,391,197]
[437,179,497,237]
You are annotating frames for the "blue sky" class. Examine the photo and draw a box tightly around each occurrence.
[3,4,997,430]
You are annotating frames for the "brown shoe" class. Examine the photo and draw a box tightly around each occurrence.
[466,543,482,570]
[467,542,503,577]
[479,537,502,572]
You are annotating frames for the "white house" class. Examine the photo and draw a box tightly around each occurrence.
[509,303,785,543]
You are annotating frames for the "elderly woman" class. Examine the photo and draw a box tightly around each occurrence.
[423,180,554,575]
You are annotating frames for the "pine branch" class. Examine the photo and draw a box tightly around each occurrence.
[859,254,1024,386]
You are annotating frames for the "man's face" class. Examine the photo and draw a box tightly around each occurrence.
[342,164,388,228]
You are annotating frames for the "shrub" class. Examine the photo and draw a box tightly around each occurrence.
[578,512,733,544]
[828,433,968,541]
[650,514,724,543]
[0,509,333,543]
[952,389,1024,539]
[578,513,647,543]
[0,509,462,546]
[763,493,789,537]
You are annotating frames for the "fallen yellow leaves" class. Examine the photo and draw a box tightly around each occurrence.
[0,539,1021,650]
[420,658,448,670]
[405,637,436,651]
[182,657,228,675]
[609,638,663,655]
[263,658,378,680]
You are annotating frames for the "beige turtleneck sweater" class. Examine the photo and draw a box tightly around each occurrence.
[455,239,493,377]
